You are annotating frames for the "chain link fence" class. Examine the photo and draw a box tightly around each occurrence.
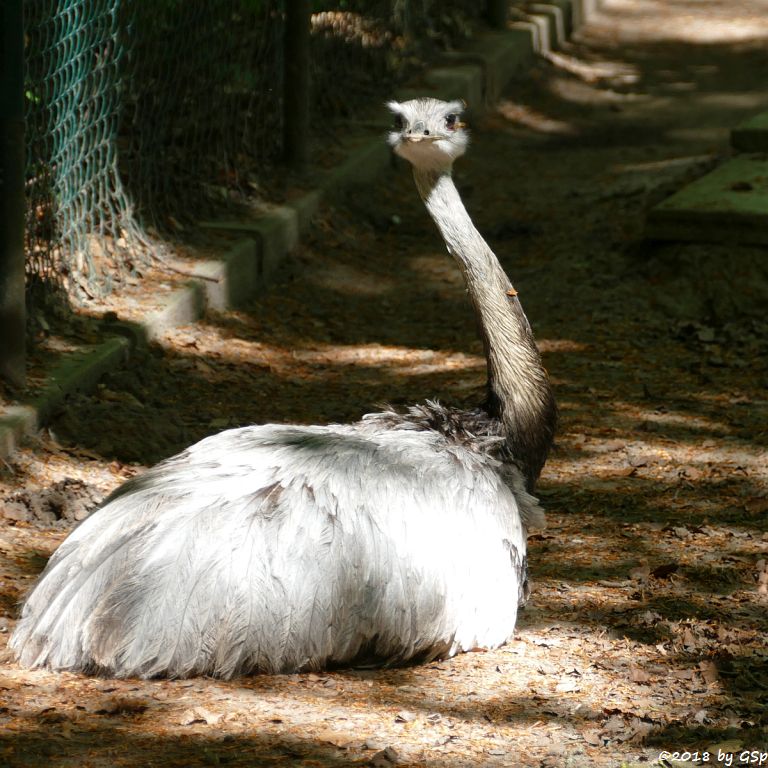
[21,0,486,304]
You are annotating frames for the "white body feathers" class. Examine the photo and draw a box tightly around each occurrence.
[11,411,541,678]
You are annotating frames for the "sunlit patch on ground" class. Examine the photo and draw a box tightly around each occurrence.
[496,100,578,135]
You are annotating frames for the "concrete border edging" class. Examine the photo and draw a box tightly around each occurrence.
[0,0,592,461]
[0,337,132,458]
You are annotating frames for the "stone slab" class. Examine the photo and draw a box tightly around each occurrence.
[529,3,569,47]
[196,238,259,311]
[144,281,206,341]
[423,64,485,109]
[202,207,301,281]
[646,155,768,244]
[549,0,576,34]
[31,336,132,425]
[440,29,537,105]
[731,110,768,152]
[0,336,132,460]
[511,15,555,55]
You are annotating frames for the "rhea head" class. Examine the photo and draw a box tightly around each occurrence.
[387,98,469,171]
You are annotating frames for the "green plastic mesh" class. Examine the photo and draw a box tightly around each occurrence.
[118,2,284,232]
[24,0,134,298]
[24,0,282,300]
[23,0,483,301]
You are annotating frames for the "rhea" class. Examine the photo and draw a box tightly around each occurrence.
[11,98,556,679]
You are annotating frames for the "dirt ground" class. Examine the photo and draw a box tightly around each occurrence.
[2,1,768,766]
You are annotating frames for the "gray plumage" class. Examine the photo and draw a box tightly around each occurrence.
[11,98,556,679]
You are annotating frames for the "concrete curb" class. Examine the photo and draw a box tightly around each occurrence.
[731,110,768,153]
[645,109,768,244]
[646,154,768,245]
[0,0,593,461]
[0,337,132,459]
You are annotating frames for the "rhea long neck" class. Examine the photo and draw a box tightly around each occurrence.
[413,167,556,488]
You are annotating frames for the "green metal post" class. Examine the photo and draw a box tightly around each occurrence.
[0,0,26,388]
[283,0,311,170]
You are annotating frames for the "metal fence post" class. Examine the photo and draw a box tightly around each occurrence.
[283,0,311,170]
[0,0,26,388]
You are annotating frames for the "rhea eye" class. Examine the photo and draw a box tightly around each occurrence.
[445,113,458,130]
[392,114,404,131]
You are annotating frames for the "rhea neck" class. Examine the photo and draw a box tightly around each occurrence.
[412,166,555,488]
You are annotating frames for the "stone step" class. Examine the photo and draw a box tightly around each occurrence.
[646,154,768,244]
[732,110,768,152]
